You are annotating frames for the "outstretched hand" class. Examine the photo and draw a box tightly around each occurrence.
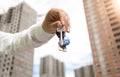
[42,8,70,34]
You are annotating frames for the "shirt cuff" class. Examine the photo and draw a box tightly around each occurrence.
[29,24,55,44]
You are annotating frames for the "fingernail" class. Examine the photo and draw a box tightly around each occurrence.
[67,28,70,32]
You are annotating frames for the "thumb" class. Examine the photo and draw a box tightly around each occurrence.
[51,21,62,29]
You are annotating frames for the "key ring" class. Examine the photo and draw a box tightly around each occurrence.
[56,28,70,52]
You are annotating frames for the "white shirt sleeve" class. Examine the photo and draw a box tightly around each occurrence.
[0,23,55,54]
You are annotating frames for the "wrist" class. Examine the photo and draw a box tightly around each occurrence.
[42,23,56,34]
[42,24,48,33]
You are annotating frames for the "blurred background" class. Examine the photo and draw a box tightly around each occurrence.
[0,0,93,77]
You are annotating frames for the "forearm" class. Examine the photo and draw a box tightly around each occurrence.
[0,24,55,54]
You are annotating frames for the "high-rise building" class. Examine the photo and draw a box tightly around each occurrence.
[0,2,37,77]
[40,55,65,77]
[74,65,94,77]
[83,0,120,77]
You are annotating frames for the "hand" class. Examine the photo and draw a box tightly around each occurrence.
[42,8,70,34]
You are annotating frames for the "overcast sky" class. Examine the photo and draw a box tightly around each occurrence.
[0,0,93,77]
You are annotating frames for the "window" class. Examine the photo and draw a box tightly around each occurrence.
[9,72,12,76]
[98,71,102,74]
[114,60,118,63]
[6,67,9,70]
[105,3,112,8]
[117,45,120,49]
[106,8,113,12]
[0,16,1,22]
[111,21,119,26]
[6,8,13,23]
[42,58,46,74]
[96,64,100,67]
[56,60,59,76]
[3,64,5,67]
[12,56,14,60]
[115,67,120,71]
[109,17,117,21]
[5,54,7,57]
[11,66,13,70]
[116,39,120,43]
[119,51,120,55]
[104,0,110,3]
[107,69,111,72]
[108,12,115,16]
[112,26,120,31]
[114,32,120,37]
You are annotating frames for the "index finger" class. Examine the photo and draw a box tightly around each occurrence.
[60,12,70,33]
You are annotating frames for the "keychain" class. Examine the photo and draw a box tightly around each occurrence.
[56,28,70,52]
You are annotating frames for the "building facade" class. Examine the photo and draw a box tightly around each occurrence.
[40,55,65,77]
[0,2,37,77]
[83,0,120,77]
[74,65,94,77]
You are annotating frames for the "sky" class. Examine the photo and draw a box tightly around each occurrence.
[0,0,93,77]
